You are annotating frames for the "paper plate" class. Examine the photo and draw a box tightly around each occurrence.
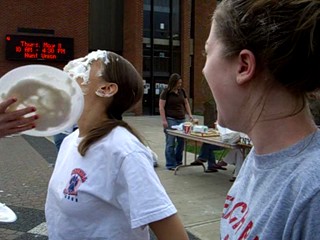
[0,203,17,223]
[0,64,84,136]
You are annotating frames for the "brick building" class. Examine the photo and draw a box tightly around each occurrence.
[0,0,217,116]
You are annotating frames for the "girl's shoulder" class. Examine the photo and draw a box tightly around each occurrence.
[99,126,146,152]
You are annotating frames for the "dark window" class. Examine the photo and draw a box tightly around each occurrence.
[89,0,123,52]
[143,0,181,114]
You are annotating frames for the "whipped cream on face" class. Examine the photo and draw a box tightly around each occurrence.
[63,50,110,86]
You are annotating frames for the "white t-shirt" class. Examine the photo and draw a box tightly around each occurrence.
[45,127,177,240]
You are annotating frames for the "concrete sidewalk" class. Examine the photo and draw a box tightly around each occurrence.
[125,116,235,240]
[0,115,235,239]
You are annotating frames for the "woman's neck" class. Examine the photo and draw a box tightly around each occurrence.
[77,103,108,137]
[248,106,317,155]
[171,87,178,93]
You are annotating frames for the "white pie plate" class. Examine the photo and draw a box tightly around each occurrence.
[0,64,84,136]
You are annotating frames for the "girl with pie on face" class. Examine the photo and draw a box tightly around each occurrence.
[45,51,189,240]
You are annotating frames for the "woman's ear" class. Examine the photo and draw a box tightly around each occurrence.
[95,83,118,98]
[236,49,256,85]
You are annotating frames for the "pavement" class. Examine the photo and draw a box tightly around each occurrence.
[0,115,236,240]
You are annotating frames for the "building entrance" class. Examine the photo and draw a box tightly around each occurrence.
[143,0,181,115]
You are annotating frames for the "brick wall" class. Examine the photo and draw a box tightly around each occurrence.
[0,0,218,116]
[192,0,217,114]
[123,0,143,115]
[180,0,191,98]
[0,0,89,76]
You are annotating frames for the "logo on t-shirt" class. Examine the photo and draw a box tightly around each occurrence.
[63,168,87,202]
[222,194,259,240]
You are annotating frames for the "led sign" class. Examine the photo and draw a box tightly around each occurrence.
[5,35,74,61]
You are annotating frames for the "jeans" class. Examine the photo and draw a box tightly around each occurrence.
[198,143,222,169]
[164,117,185,168]
[223,149,243,177]
[53,125,78,151]
[53,133,69,151]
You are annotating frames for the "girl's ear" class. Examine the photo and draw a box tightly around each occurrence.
[95,83,118,98]
[236,49,256,85]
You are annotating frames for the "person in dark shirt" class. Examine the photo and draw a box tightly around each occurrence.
[159,73,193,170]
